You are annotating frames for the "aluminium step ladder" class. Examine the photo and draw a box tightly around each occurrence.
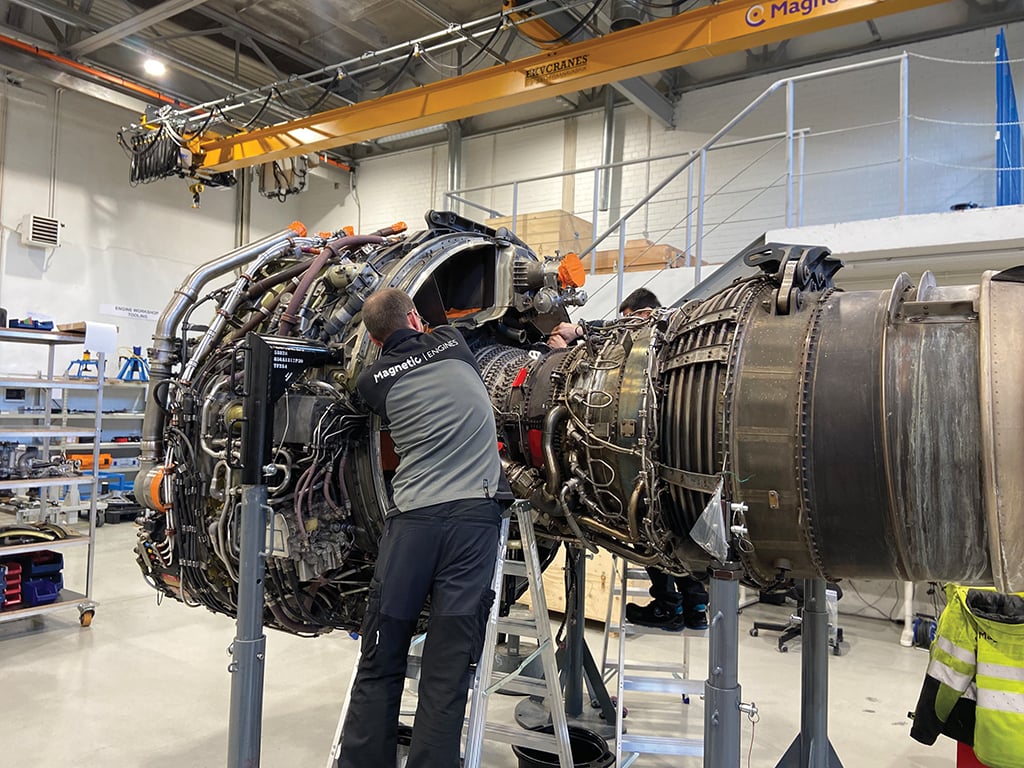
[326,500,573,768]
[601,556,705,766]
[463,500,572,767]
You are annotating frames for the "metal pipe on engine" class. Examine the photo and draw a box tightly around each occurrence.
[181,237,318,386]
[151,223,308,379]
[627,478,644,541]
[577,516,661,565]
[137,223,308,508]
[542,405,568,498]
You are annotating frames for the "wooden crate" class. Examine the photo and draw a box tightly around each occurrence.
[592,239,683,274]
[519,546,622,623]
[486,210,593,258]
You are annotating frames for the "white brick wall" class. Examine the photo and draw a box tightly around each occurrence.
[0,87,242,372]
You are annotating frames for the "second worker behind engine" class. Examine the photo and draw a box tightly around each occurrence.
[338,287,511,768]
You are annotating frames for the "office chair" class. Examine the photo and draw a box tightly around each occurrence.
[749,581,844,655]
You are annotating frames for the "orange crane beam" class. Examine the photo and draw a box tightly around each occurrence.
[199,0,945,171]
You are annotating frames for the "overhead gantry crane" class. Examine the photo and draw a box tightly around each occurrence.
[131,0,950,178]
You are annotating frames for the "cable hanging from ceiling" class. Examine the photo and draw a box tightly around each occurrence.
[271,71,346,114]
[126,0,600,135]
[418,17,508,74]
[513,0,608,47]
[116,124,180,186]
[360,46,420,95]
[115,0,608,185]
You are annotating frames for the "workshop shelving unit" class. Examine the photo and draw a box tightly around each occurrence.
[0,328,102,627]
[58,378,146,523]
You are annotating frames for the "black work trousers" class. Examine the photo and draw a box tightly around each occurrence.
[646,567,709,609]
[339,498,501,768]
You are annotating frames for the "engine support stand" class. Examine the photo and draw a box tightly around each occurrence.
[514,545,617,735]
[228,483,270,768]
[227,333,331,768]
[705,561,744,768]
[564,546,617,722]
[774,578,844,768]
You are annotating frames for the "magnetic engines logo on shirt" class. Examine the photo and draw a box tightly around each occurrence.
[745,0,838,27]
[524,54,589,84]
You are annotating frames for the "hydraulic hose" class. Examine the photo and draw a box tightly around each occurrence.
[277,235,385,336]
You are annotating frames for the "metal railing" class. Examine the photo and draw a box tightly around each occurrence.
[446,52,918,308]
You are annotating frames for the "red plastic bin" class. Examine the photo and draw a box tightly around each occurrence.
[2,561,23,610]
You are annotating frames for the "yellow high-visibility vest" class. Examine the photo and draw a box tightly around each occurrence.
[911,585,1024,768]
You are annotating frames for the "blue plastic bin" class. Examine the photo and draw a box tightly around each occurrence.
[21,550,63,578]
[22,578,60,607]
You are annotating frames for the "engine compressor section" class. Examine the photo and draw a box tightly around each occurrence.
[131,210,1024,635]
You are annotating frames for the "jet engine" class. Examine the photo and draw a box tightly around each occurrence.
[132,210,1024,635]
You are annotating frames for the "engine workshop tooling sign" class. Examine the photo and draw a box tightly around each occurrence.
[100,302,160,321]
[524,54,589,84]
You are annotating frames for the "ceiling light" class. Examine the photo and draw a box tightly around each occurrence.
[144,59,166,77]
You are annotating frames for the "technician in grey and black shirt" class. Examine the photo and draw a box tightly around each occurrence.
[338,287,511,768]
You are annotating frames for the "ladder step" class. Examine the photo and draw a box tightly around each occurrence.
[496,616,546,636]
[605,555,708,765]
[482,722,569,751]
[502,560,528,578]
[623,674,704,696]
[608,622,708,638]
[619,733,704,756]
[609,586,655,598]
[606,660,689,674]
[487,672,549,697]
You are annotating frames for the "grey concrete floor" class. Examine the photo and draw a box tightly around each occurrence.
[0,522,954,768]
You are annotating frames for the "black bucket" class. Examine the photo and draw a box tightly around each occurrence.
[511,725,614,768]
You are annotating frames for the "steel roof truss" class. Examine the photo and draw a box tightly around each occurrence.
[68,0,212,57]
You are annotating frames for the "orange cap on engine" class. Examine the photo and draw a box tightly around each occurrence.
[558,252,586,288]
[148,466,172,513]
[374,221,407,237]
[288,221,307,237]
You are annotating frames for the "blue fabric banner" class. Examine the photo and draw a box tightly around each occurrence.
[996,28,1023,206]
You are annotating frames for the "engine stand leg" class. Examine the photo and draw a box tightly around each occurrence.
[705,561,743,768]
[227,484,269,768]
[515,546,616,735]
[565,545,586,717]
[774,579,844,768]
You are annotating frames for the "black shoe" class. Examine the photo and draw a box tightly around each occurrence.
[625,601,685,631]
[683,603,709,631]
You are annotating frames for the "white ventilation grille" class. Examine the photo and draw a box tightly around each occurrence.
[21,214,62,248]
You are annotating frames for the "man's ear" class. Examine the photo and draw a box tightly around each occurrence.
[369,334,383,348]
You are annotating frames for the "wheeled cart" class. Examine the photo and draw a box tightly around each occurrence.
[0,328,103,628]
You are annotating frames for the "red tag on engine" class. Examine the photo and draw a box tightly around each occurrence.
[527,429,544,468]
